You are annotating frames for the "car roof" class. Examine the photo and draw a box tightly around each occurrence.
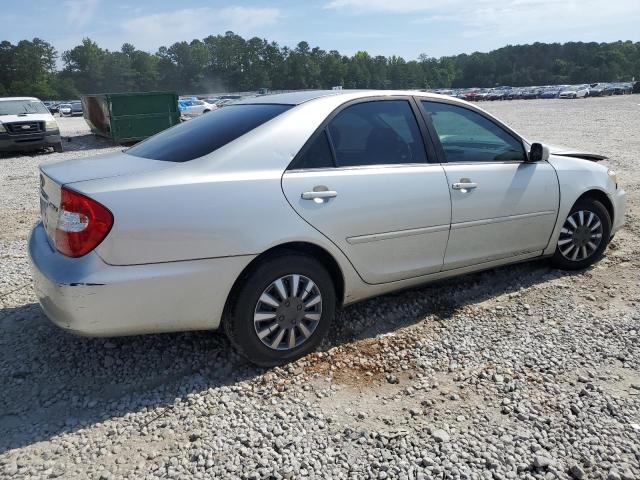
[235,89,459,106]
[0,97,42,102]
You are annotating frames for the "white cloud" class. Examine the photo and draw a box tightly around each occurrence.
[120,6,282,50]
[428,1,638,41]
[64,0,99,26]
[326,0,640,44]
[326,0,438,12]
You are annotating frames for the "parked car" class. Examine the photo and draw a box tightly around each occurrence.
[633,81,640,94]
[462,90,482,101]
[43,101,59,113]
[559,85,589,99]
[506,89,524,100]
[29,90,625,366]
[213,98,238,108]
[588,83,607,97]
[613,83,633,95]
[70,101,83,116]
[58,103,72,116]
[486,90,506,101]
[520,88,540,100]
[539,88,561,99]
[0,97,62,153]
[178,98,218,117]
[59,101,83,116]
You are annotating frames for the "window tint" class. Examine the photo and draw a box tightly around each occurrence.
[127,104,291,162]
[293,130,335,169]
[328,100,427,167]
[421,101,525,163]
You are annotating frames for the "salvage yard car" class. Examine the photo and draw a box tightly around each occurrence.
[59,101,83,117]
[178,98,217,117]
[559,84,590,99]
[29,90,625,366]
[0,97,63,153]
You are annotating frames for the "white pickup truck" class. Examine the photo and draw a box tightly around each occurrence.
[0,97,62,153]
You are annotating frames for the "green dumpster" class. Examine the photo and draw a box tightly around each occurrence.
[81,92,180,144]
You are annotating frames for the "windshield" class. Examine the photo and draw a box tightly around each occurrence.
[126,103,292,162]
[0,100,49,116]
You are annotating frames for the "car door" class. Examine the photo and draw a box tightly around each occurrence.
[282,98,451,284]
[419,100,559,270]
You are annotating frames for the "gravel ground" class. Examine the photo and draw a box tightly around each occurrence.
[1,97,639,480]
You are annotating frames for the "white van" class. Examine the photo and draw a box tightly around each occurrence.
[0,97,63,153]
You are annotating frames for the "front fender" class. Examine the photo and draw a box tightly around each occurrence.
[543,155,621,255]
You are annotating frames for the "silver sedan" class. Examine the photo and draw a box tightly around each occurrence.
[29,90,626,365]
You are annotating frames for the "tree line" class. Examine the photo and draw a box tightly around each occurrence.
[1,33,638,99]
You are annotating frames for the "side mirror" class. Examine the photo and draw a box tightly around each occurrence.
[528,142,550,162]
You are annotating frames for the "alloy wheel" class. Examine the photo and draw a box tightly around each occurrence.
[253,274,322,351]
[557,209,603,262]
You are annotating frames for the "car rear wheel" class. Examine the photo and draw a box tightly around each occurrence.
[224,253,336,366]
[551,199,611,270]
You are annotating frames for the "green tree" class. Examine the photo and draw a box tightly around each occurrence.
[62,38,106,93]
[1,34,639,97]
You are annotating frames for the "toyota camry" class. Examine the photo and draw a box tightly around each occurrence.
[29,90,626,366]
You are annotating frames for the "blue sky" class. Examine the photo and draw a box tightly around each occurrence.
[3,0,639,61]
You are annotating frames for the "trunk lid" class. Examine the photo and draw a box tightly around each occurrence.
[40,150,174,185]
[38,150,174,249]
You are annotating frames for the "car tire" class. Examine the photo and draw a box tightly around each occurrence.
[223,252,336,366]
[53,143,63,153]
[551,198,611,270]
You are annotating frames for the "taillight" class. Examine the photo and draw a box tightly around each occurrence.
[55,187,113,257]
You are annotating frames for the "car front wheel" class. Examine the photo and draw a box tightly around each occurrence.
[551,199,611,270]
[224,253,336,366]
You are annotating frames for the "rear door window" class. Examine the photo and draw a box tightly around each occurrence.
[126,104,291,162]
[327,100,427,167]
[291,130,335,169]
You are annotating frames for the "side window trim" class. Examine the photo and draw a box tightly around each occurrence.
[324,127,339,168]
[416,98,527,164]
[286,96,437,172]
[410,96,442,164]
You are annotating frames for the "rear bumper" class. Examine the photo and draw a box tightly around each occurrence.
[0,131,60,152]
[28,222,255,336]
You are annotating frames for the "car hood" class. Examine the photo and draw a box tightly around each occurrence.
[0,113,54,123]
[40,150,175,185]
[549,144,607,162]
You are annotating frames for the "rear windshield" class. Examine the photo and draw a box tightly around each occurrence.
[126,104,292,162]
[0,100,49,116]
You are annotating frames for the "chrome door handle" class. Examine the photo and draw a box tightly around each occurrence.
[452,182,478,191]
[301,190,338,200]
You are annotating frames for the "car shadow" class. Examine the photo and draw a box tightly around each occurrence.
[0,259,582,453]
